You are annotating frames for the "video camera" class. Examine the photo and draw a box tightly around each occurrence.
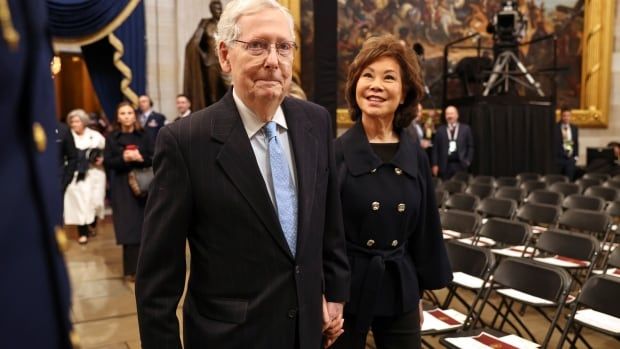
[487,0,527,44]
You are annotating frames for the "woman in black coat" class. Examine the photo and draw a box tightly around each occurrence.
[104,102,153,279]
[331,35,452,349]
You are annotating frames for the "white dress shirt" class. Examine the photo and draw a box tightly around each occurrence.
[233,89,297,205]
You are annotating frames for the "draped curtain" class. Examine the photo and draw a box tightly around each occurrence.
[47,0,145,122]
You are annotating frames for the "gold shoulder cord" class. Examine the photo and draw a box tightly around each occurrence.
[0,0,20,50]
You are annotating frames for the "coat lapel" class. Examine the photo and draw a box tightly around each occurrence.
[282,98,317,260]
[213,92,294,260]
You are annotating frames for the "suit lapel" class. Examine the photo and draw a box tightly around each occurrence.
[282,98,317,260]
[213,92,294,260]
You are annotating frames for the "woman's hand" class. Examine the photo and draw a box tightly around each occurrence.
[94,156,104,166]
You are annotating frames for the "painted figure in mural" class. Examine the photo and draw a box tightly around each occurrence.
[183,0,227,111]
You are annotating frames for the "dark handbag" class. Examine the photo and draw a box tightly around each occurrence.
[128,167,154,197]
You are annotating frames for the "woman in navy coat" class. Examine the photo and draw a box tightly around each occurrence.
[332,35,452,349]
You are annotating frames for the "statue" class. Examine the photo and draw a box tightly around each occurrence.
[183,0,227,111]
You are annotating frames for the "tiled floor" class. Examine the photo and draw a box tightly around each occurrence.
[66,217,617,349]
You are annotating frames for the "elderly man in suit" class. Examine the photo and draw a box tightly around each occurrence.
[135,1,350,349]
[432,105,474,179]
[554,107,579,180]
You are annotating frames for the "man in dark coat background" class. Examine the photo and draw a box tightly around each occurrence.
[0,0,72,347]
[137,94,167,147]
[432,105,474,179]
[554,107,579,180]
[135,1,350,348]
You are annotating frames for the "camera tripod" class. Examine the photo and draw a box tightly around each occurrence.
[482,49,544,96]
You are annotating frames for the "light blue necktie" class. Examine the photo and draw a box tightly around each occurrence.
[264,121,298,256]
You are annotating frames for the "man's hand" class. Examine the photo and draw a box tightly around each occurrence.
[432,165,439,177]
[322,295,344,348]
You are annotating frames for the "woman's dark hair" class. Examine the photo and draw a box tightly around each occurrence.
[113,101,142,131]
[345,34,425,129]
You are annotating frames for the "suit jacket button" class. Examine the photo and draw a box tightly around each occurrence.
[288,308,298,318]
[32,122,47,153]
[394,167,403,175]
[55,226,69,253]
[371,201,380,211]
[391,240,398,247]
[295,265,301,274]
[366,239,375,247]
[397,203,406,212]
[371,168,377,173]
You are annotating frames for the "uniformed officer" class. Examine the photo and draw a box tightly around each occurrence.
[0,0,73,347]
[332,35,451,349]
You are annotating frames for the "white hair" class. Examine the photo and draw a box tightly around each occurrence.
[66,108,90,126]
[215,0,295,49]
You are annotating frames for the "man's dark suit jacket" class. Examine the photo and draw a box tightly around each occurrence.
[432,123,474,177]
[553,122,579,161]
[142,111,167,146]
[136,90,350,349]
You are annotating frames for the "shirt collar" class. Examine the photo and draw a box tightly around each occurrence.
[233,88,287,138]
[142,109,152,117]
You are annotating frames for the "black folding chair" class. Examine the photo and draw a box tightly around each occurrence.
[517,172,541,183]
[435,189,448,209]
[516,202,561,234]
[520,180,547,195]
[575,178,602,193]
[559,275,620,348]
[465,183,494,200]
[543,174,569,186]
[593,245,620,277]
[558,209,610,241]
[494,187,525,205]
[439,258,572,349]
[562,194,605,212]
[604,179,620,190]
[607,201,620,220]
[476,197,517,220]
[442,180,467,195]
[445,193,479,212]
[451,172,472,184]
[549,182,581,197]
[471,175,495,186]
[585,185,619,202]
[495,176,518,188]
[526,189,564,206]
[583,172,611,182]
[440,210,481,240]
[472,218,532,258]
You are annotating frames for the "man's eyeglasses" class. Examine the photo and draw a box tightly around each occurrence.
[232,39,297,57]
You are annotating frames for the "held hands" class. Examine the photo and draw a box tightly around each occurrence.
[431,165,439,177]
[322,295,344,348]
[122,149,144,163]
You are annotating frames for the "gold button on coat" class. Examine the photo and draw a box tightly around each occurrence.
[371,201,380,211]
[55,226,69,252]
[366,239,375,247]
[397,203,406,212]
[32,122,47,152]
[394,168,403,175]
[391,240,398,247]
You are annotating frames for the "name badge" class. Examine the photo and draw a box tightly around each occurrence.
[448,140,457,154]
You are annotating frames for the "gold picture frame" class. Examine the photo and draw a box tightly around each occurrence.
[336,0,616,129]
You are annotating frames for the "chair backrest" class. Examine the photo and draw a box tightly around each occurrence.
[465,183,494,200]
[603,179,620,190]
[558,209,610,236]
[442,180,467,195]
[543,174,568,186]
[440,210,481,237]
[520,180,547,194]
[577,275,620,318]
[476,197,517,219]
[494,187,525,204]
[477,218,530,246]
[584,185,619,202]
[606,201,620,219]
[526,189,563,206]
[562,194,605,212]
[605,246,620,269]
[516,202,560,227]
[445,193,479,212]
[575,178,601,193]
[445,240,495,278]
[549,182,581,197]
[495,176,518,188]
[535,229,600,262]
[583,172,611,182]
[516,172,541,183]
[451,172,472,184]
[472,175,495,186]
[435,189,447,208]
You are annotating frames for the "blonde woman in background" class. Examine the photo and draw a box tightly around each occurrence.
[63,109,106,244]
